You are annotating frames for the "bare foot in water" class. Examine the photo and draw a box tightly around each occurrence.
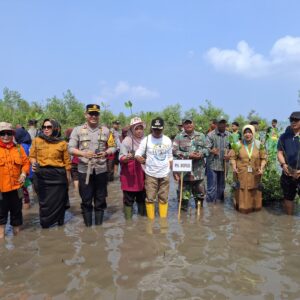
[0,225,5,238]
[13,226,20,236]
[23,202,30,209]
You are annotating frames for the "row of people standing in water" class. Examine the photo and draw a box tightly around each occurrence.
[0,105,299,238]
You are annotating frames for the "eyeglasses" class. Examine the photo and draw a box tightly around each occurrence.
[289,118,300,123]
[42,125,53,130]
[0,131,13,137]
[88,112,100,117]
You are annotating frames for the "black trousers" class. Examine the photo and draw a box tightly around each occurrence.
[0,189,23,226]
[123,190,146,207]
[78,171,108,213]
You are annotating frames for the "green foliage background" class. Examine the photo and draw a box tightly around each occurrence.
[0,88,270,136]
[0,87,285,203]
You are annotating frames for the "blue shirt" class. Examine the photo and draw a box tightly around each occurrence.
[277,127,300,169]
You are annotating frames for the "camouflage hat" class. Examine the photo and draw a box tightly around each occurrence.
[217,116,227,123]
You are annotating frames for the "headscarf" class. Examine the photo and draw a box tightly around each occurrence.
[15,128,32,145]
[122,123,145,152]
[242,124,255,141]
[38,119,63,143]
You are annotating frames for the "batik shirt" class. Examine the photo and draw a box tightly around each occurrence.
[206,129,231,171]
[173,130,208,181]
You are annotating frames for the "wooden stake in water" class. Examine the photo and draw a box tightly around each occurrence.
[178,172,184,220]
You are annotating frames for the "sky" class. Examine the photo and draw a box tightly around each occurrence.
[1,0,300,121]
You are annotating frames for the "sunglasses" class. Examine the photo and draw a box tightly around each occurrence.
[88,112,100,117]
[0,131,13,137]
[289,118,300,122]
[42,125,53,130]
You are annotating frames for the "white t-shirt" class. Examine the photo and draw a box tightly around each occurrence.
[135,134,173,178]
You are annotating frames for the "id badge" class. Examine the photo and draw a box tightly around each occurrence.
[247,166,253,173]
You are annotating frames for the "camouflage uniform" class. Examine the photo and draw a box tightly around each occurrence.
[172,130,209,209]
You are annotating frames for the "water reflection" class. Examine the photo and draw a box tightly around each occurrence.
[0,180,300,299]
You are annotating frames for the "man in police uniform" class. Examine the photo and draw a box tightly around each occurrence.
[68,104,115,226]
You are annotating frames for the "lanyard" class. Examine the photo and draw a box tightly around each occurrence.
[244,140,254,160]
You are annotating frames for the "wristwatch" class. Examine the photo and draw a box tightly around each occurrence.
[280,162,287,168]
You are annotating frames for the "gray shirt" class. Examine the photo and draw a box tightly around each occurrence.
[68,123,116,174]
[206,129,231,171]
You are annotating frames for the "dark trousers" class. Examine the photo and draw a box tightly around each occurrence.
[107,159,114,181]
[78,171,108,213]
[206,168,225,202]
[0,190,23,226]
[123,190,146,207]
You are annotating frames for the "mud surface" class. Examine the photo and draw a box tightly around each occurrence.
[1,179,300,299]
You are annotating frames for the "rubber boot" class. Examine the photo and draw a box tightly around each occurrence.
[137,202,146,216]
[95,211,104,225]
[83,212,93,227]
[124,205,133,220]
[181,200,189,211]
[146,202,155,220]
[158,202,168,218]
[58,211,65,226]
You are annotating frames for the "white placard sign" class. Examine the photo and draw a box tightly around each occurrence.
[173,160,192,172]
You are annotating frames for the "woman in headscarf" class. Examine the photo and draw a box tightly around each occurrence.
[230,124,267,213]
[15,127,32,209]
[119,117,146,219]
[29,119,71,228]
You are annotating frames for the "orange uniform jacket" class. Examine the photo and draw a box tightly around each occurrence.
[0,145,30,193]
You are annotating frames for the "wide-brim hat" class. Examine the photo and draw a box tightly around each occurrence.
[0,122,14,133]
[130,117,146,129]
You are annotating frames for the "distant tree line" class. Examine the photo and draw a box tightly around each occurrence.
[0,87,270,137]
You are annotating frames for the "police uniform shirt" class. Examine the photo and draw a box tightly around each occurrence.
[68,123,116,174]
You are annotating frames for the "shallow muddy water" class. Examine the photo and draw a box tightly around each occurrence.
[1,179,300,300]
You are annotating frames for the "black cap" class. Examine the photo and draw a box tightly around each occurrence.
[86,104,100,113]
[151,117,164,129]
[112,120,120,125]
[289,111,300,120]
[28,119,38,125]
[182,118,193,124]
